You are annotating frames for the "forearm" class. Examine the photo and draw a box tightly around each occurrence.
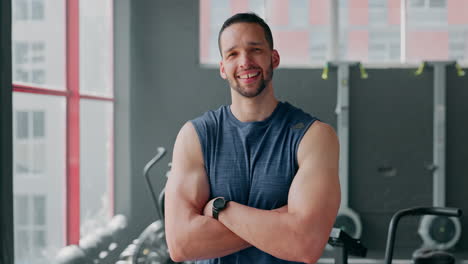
[218,202,328,263]
[166,213,251,262]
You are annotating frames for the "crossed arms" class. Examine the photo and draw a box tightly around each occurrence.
[164,121,340,263]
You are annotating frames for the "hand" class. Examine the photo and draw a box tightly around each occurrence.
[203,197,217,218]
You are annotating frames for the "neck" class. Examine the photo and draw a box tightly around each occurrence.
[230,85,279,122]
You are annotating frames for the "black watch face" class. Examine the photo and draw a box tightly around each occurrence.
[213,198,226,209]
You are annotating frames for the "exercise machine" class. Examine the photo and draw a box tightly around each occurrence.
[323,62,368,239]
[417,62,462,250]
[385,207,462,264]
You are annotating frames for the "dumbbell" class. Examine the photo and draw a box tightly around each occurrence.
[56,244,90,264]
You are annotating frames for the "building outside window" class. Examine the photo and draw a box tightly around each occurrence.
[200,0,468,66]
[12,0,114,263]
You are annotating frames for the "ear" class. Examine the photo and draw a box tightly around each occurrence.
[272,49,280,69]
[219,60,227,79]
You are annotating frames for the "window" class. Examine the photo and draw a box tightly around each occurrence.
[14,110,46,175]
[31,0,44,20]
[12,0,114,263]
[449,30,468,61]
[13,0,65,90]
[199,0,468,66]
[369,31,400,62]
[13,41,46,85]
[14,0,44,21]
[409,0,446,8]
[14,195,48,264]
[13,93,66,264]
[369,0,387,26]
[79,0,114,236]
[289,0,309,28]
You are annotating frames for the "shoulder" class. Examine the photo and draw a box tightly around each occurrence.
[281,102,319,124]
[190,105,228,128]
[297,121,339,164]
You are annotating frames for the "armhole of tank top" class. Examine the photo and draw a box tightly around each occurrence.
[189,120,209,174]
[294,118,318,169]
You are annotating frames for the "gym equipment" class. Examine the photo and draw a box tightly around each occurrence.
[143,147,167,222]
[328,228,367,264]
[384,207,462,264]
[78,214,128,263]
[119,220,171,263]
[418,62,462,250]
[119,147,194,264]
[56,245,89,264]
[325,62,364,239]
[79,232,102,259]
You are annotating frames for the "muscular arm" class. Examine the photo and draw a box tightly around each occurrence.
[212,121,341,263]
[165,122,251,262]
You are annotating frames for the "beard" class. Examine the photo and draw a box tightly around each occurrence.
[228,62,274,98]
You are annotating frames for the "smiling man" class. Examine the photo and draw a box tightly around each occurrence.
[165,13,341,264]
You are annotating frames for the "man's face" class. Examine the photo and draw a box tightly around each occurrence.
[219,23,280,98]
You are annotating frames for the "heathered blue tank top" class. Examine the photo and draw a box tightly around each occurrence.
[191,101,317,264]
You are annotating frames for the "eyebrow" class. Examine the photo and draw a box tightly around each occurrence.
[223,41,264,54]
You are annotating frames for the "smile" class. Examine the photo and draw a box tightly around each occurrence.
[237,71,260,80]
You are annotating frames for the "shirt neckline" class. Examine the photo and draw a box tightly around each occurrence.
[226,101,285,127]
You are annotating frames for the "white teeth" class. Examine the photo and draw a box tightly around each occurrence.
[238,72,259,79]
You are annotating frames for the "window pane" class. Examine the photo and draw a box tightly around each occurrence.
[33,111,45,138]
[79,0,113,97]
[13,93,66,263]
[15,143,29,173]
[14,0,28,21]
[32,143,46,173]
[31,0,45,20]
[33,230,45,251]
[15,195,29,225]
[15,230,30,262]
[430,0,446,8]
[447,1,468,64]
[289,0,309,28]
[407,0,448,62]
[16,111,29,139]
[33,195,46,225]
[80,100,113,236]
[340,0,401,63]
[12,0,66,89]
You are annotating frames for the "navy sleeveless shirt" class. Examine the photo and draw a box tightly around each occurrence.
[191,102,317,264]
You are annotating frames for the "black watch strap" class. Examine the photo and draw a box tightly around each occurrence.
[213,208,221,220]
[212,198,229,220]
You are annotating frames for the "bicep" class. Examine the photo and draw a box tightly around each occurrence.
[165,122,210,219]
[288,121,341,225]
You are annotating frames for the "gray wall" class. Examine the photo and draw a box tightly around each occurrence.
[114,0,468,254]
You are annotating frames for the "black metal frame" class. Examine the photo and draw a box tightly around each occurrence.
[0,0,14,263]
[328,228,368,264]
[384,207,462,264]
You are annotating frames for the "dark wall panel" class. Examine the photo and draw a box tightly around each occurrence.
[446,66,468,251]
[349,68,434,249]
[274,69,337,127]
[129,0,228,236]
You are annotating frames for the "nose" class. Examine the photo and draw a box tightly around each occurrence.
[238,52,254,69]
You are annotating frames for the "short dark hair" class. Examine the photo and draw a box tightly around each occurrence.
[218,12,274,56]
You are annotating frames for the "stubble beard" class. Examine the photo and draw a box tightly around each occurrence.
[228,63,274,98]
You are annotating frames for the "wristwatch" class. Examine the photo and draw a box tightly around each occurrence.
[212,197,229,220]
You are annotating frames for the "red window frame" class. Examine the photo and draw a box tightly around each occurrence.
[12,0,114,245]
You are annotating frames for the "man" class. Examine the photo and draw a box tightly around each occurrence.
[165,13,340,264]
